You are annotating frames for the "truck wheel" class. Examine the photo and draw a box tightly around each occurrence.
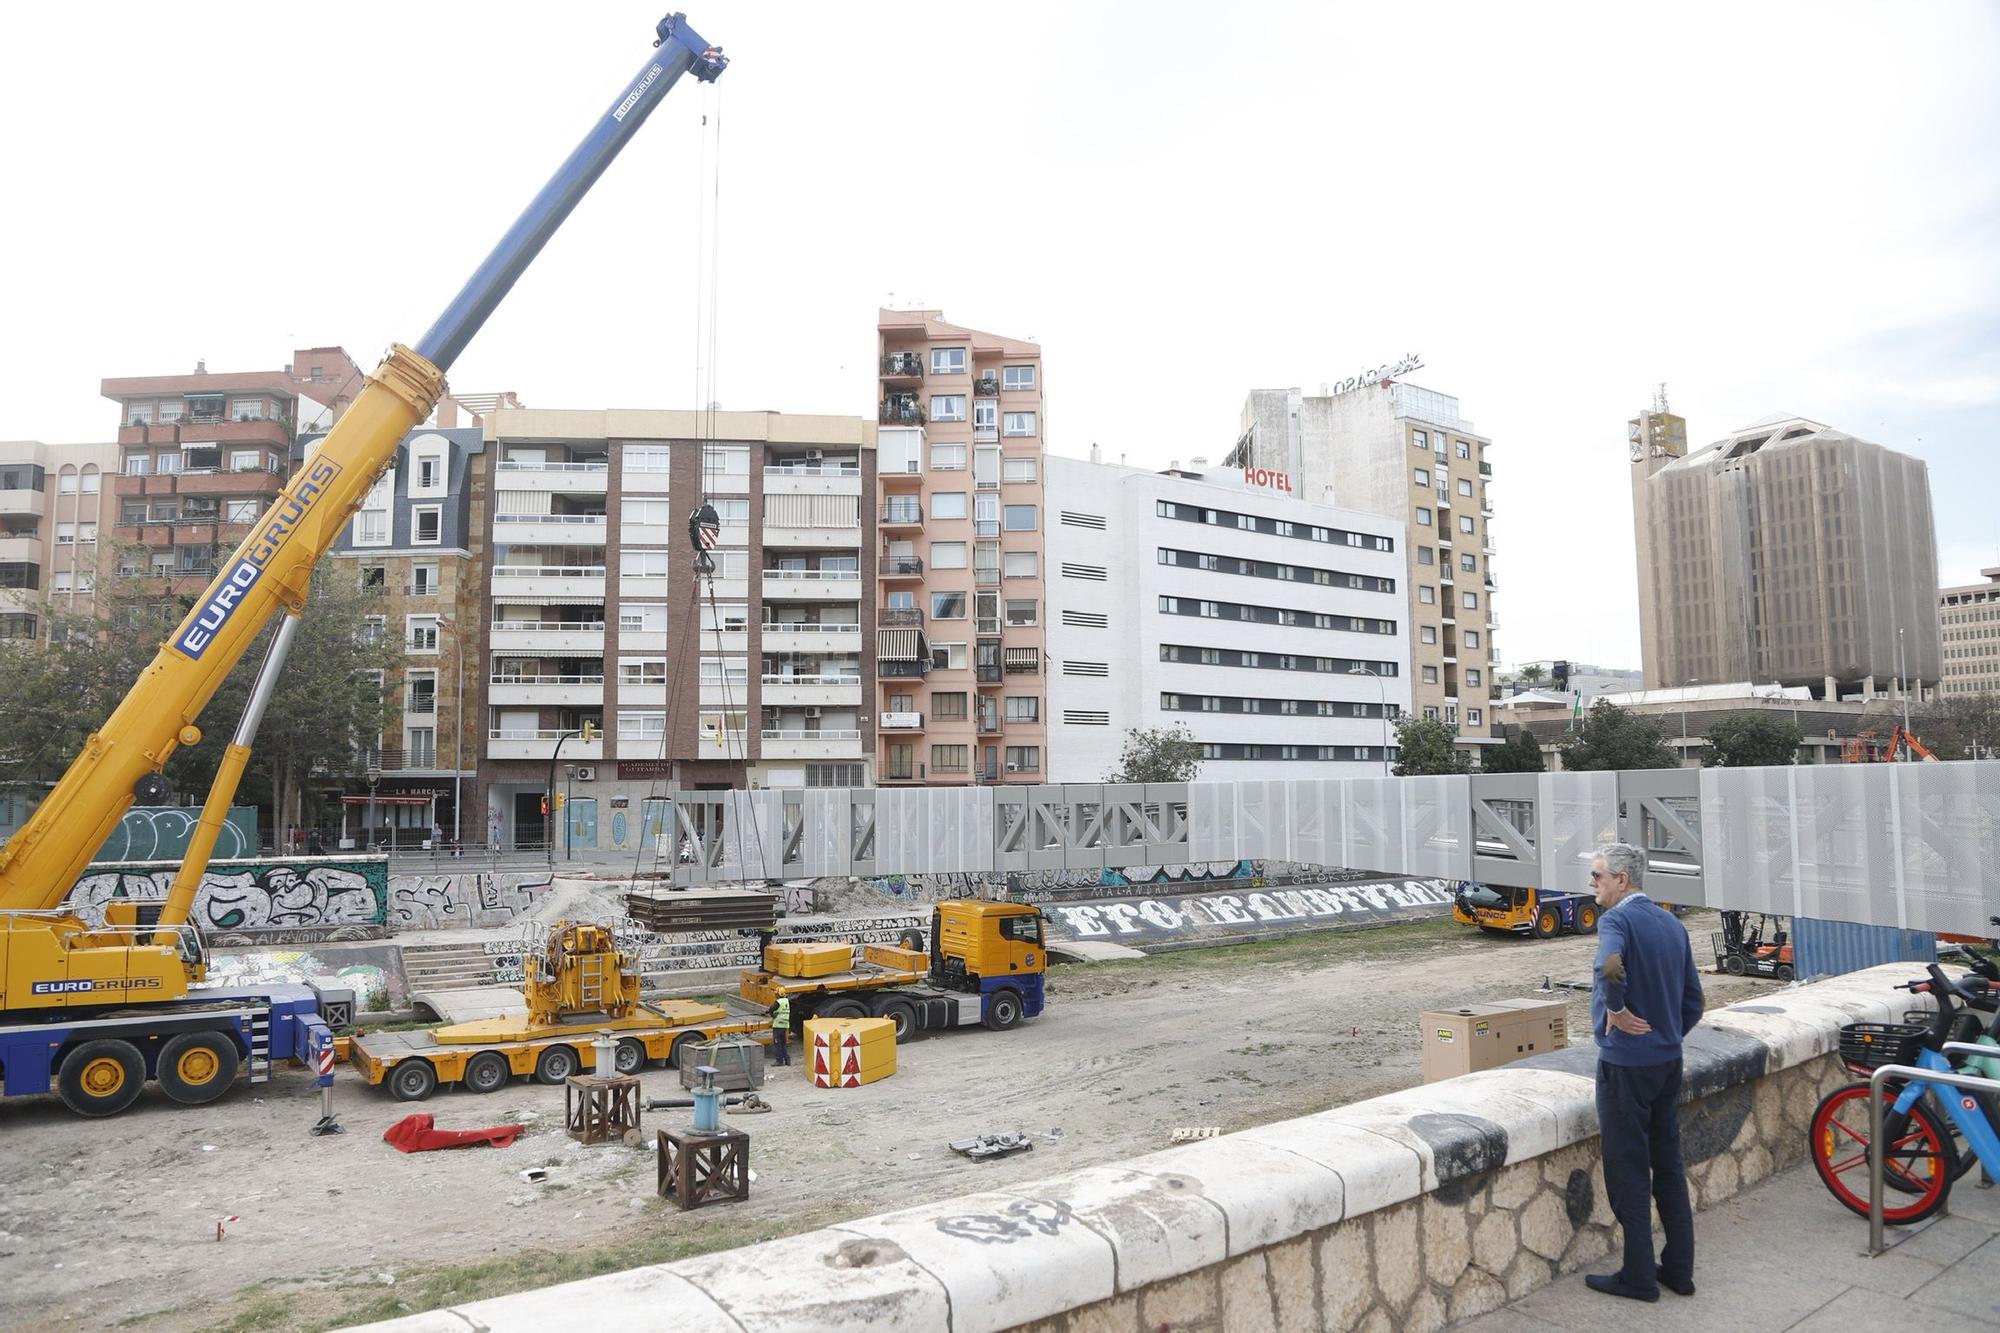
[388,1059,438,1102]
[158,1031,240,1105]
[875,998,917,1040]
[536,1044,580,1085]
[462,1051,510,1094]
[1725,955,1747,976]
[615,1039,646,1074]
[821,999,868,1020]
[667,1034,694,1071]
[984,990,1023,1032]
[1532,908,1560,939]
[898,928,926,953]
[1576,904,1599,934]
[57,1039,146,1117]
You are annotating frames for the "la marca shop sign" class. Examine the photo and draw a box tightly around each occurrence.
[1328,353,1424,398]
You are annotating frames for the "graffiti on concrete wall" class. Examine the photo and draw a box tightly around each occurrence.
[385,872,554,931]
[1043,877,1457,944]
[205,942,410,1012]
[90,805,259,865]
[65,860,388,936]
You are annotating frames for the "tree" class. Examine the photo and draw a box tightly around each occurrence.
[1481,725,1547,773]
[1103,723,1203,784]
[1700,712,1803,767]
[1516,664,1547,686]
[1911,691,2000,760]
[1557,700,1678,771]
[1392,716,1468,776]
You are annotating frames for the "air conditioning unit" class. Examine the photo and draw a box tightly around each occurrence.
[574,766,596,782]
[1006,762,1020,772]
[803,707,823,719]
[805,448,824,464]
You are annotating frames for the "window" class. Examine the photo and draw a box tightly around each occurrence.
[1467,669,1483,687]
[406,671,438,715]
[1417,547,1434,565]
[931,491,968,520]
[929,541,967,569]
[973,400,998,434]
[930,395,967,423]
[713,498,750,527]
[1461,553,1477,572]
[619,711,667,740]
[1416,507,1432,526]
[409,563,438,595]
[930,642,968,671]
[700,444,750,490]
[124,454,149,476]
[1002,456,1038,484]
[412,505,442,544]
[1465,630,1481,648]
[1002,365,1036,391]
[1458,477,1473,496]
[405,727,436,768]
[1414,468,1431,487]
[1462,591,1479,610]
[1002,504,1036,531]
[54,522,74,545]
[1003,412,1037,437]
[932,692,968,720]
[931,590,967,619]
[620,659,668,684]
[57,471,77,495]
[410,443,448,497]
[930,347,965,375]
[1421,626,1438,644]
[407,615,440,653]
[620,603,668,632]
[930,744,969,773]
[80,470,99,495]
[930,442,966,471]
[1459,514,1475,534]
[1411,430,1428,450]
[225,499,258,523]
[1457,441,1472,459]
[697,656,748,687]
[1004,599,1037,626]
[700,602,749,632]
[1422,666,1439,684]
[1004,696,1039,722]
[1468,708,1482,726]
[157,401,184,423]
[625,444,670,473]
[120,498,146,523]
[229,398,265,421]
[1003,550,1037,578]
[622,550,669,579]
[1419,586,1436,604]
[622,498,671,526]
[1004,745,1040,772]
[154,451,181,474]
[806,762,866,787]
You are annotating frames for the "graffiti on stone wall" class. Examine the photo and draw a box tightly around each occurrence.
[385,872,554,931]
[65,861,388,935]
[781,883,817,915]
[1044,877,1457,943]
[90,805,259,864]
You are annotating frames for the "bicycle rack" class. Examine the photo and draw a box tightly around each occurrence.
[1867,1047,2000,1255]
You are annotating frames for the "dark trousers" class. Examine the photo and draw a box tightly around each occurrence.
[1595,1058,1694,1291]
[771,1027,789,1066]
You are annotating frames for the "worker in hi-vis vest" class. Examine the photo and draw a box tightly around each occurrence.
[770,994,792,1067]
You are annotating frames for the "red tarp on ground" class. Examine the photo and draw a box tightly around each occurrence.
[382,1113,525,1153]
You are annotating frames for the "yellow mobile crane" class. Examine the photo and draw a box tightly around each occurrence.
[0,16,727,1115]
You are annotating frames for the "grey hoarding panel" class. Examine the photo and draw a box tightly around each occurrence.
[1062,784,1107,875]
[1537,771,1616,896]
[1882,761,1998,938]
[1402,775,1471,880]
[1188,782,1228,863]
[1145,784,1191,866]
[1699,767,1797,919]
[993,788,1030,873]
[1617,768,1705,906]
[1027,785,1068,871]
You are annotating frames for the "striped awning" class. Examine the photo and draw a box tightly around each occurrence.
[878,627,920,661]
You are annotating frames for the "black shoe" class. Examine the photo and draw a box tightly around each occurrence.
[1660,1276,1695,1297]
[1584,1273,1659,1303]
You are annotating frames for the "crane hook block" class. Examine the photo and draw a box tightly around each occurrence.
[687,502,720,574]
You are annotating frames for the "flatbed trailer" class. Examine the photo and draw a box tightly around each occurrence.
[741,943,1042,1036]
[350,999,766,1102]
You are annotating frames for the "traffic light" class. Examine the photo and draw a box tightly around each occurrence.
[555,793,568,812]
[580,721,600,742]
[540,796,550,815]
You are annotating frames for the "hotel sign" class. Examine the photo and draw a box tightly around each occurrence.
[1242,466,1293,494]
[1327,354,1423,398]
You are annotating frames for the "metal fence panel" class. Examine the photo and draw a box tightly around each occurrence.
[1538,771,1617,897]
[1888,760,2000,938]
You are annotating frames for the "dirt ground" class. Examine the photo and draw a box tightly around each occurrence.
[0,911,1777,1331]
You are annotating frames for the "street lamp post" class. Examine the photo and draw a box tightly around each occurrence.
[545,729,577,870]
[1350,665,1390,775]
[1680,677,1698,767]
[439,615,466,852]
[365,766,381,851]
[564,763,577,862]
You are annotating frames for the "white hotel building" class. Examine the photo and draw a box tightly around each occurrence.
[1044,454,1413,783]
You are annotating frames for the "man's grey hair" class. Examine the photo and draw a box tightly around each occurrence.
[1596,842,1646,887]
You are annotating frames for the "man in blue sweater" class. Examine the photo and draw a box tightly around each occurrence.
[1586,841,1705,1303]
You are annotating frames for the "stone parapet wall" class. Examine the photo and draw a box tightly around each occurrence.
[357,967,1917,1333]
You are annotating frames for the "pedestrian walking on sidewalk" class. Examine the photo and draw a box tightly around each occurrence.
[1585,841,1704,1304]
[769,993,792,1067]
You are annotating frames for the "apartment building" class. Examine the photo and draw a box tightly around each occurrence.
[0,439,120,641]
[101,349,361,600]
[1940,567,2000,698]
[477,409,875,854]
[323,425,489,848]
[1234,381,1501,755]
[1045,455,1412,782]
[1630,413,1938,697]
[875,309,1048,785]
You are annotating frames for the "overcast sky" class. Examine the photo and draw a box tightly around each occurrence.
[4,1,1995,669]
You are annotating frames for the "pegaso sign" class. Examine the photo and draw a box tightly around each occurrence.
[1328,354,1423,398]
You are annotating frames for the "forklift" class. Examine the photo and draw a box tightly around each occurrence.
[1712,911,1794,980]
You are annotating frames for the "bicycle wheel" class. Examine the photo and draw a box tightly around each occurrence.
[1810,1083,1954,1224]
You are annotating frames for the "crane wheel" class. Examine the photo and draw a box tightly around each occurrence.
[615,1039,646,1074]
[1576,905,1599,935]
[536,1044,580,1085]
[1532,909,1560,940]
[58,1039,146,1117]
[462,1051,511,1094]
[388,1059,438,1102]
[158,1031,241,1105]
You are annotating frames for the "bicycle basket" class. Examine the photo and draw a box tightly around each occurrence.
[1838,1022,1927,1070]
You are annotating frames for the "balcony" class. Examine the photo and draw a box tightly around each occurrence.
[490,565,606,601]
[486,729,603,762]
[761,675,863,707]
[973,376,1000,397]
[1435,489,1452,510]
[759,622,862,654]
[879,711,923,731]
[764,464,861,498]
[118,418,290,449]
[975,567,1001,587]
[761,568,862,601]
[0,489,45,518]
[489,620,606,654]
[880,353,923,380]
[879,607,924,627]
[760,729,862,760]
[977,710,1003,735]
[1479,461,1493,477]
[0,535,39,563]
[879,556,924,580]
[879,399,926,426]
[973,519,1000,538]
[492,459,608,493]
[488,673,606,707]
[880,501,924,530]
[878,659,928,679]
[975,664,1003,684]
[492,512,608,546]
